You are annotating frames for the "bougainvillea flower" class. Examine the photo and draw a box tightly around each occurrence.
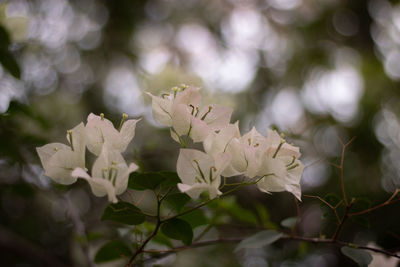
[36,122,86,185]
[176,149,231,199]
[72,143,138,203]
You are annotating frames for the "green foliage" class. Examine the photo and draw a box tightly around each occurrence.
[180,209,208,228]
[281,217,297,229]
[0,25,21,79]
[350,197,372,213]
[234,230,283,252]
[340,246,373,267]
[94,240,132,263]
[101,202,146,225]
[128,172,166,190]
[128,171,180,191]
[161,218,193,245]
[164,193,190,212]
[211,196,259,226]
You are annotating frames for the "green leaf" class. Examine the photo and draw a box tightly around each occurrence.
[0,50,21,79]
[128,172,165,190]
[323,193,341,206]
[281,217,297,229]
[94,240,132,263]
[235,230,283,252]
[341,246,372,267]
[101,202,146,225]
[161,218,193,245]
[215,196,259,225]
[0,25,11,48]
[159,171,181,187]
[350,198,372,213]
[180,209,208,228]
[165,193,190,212]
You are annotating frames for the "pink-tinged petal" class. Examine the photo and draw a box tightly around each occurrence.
[190,117,211,143]
[170,129,181,143]
[213,152,232,177]
[256,175,286,194]
[71,167,91,180]
[285,183,301,201]
[118,118,141,152]
[173,86,201,108]
[172,104,192,136]
[67,122,86,158]
[115,162,138,195]
[200,104,232,131]
[146,92,173,126]
[36,143,70,169]
[177,149,214,185]
[45,150,81,185]
[227,138,248,174]
[86,113,119,156]
[178,183,221,199]
[203,122,240,156]
[266,129,301,158]
[92,143,127,179]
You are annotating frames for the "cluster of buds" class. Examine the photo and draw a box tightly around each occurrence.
[36,113,140,203]
[148,85,304,200]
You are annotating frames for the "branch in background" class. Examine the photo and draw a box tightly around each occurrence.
[140,234,400,264]
[348,188,400,217]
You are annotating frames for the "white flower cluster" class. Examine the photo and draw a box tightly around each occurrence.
[36,113,140,203]
[148,85,304,200]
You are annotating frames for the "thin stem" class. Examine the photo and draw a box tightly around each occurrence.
[140,235,400,263]
[332,198,355,241]
[126,193,163,266]
[348,189,400,217]
[303,194,341,223]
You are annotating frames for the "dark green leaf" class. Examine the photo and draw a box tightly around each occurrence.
[350,198,372,214]
[101,202,146,225]
[153,231,173,248]
[341,246,372,267]
[350,216,370,228]
[235,230,283,252]
[94,240,132,263]
[180,209,208,228]
[281,217,297,229]
[158,171,181,187]
[0,50,21,79]
[10,183,35,198]
[128,172,165,190]
[165,193,190,212]
[216,196,259,225]
[0,26,11,48]
[323,193,341,206]
[161,218,193,245]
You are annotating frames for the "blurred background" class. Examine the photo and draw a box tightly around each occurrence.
[1,0,400,266]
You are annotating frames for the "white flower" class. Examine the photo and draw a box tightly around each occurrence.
[177,149,231,199]
[255,130,304,200]
[172,103,233,143]
[36,122,86,185]
[203,122,241,176]
[85,113,140,156]
[147,86,233,143]
[146,86,202,127]
[72,143,138,203]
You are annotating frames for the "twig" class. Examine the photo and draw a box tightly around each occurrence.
[335,136,356,207]
[139,234,400,263]
[332,198,355,241]
[348,189,400,217]
[303,194,341,223]
[126,193,163,267]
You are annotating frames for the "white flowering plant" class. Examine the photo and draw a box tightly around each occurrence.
[36,85,400,267]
